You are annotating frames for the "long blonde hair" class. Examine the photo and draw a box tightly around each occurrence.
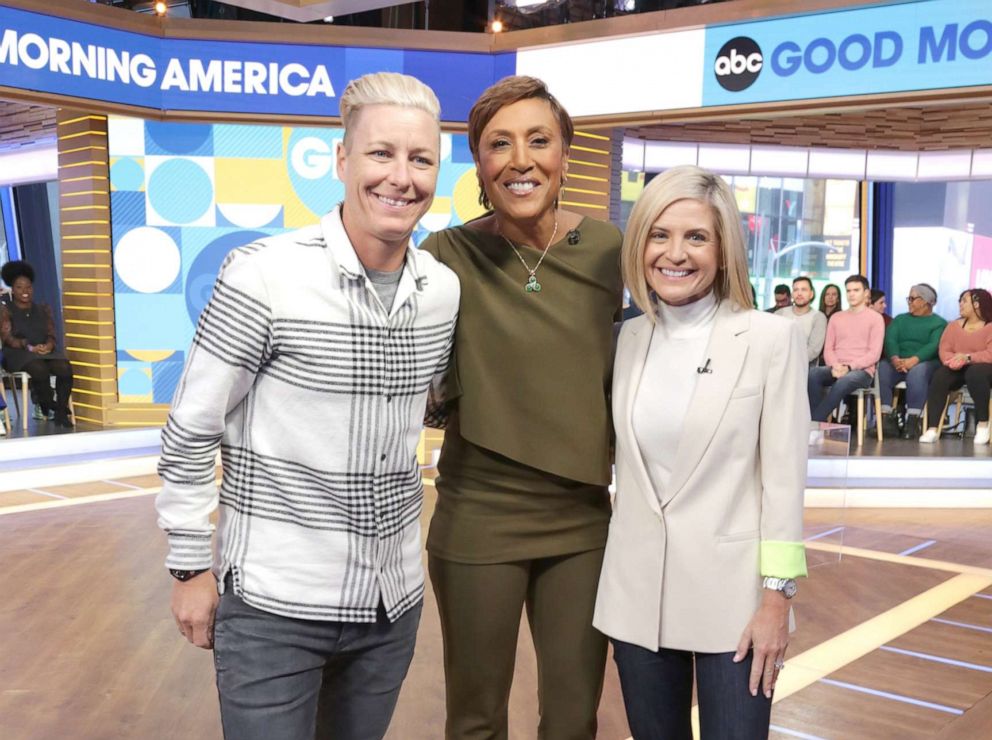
[622,165,753,318]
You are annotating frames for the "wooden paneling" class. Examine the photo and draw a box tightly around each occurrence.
[0,100,56,153]
[565,129,615,221]
[628,103,992,153]
[57,109,117,427]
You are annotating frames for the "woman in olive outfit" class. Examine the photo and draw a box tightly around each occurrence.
[420,76,622,740]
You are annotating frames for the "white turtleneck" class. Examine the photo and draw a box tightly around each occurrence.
[632,291,719,502]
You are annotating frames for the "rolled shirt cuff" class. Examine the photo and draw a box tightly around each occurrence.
[164,530,214,571]
[760,540,808,579]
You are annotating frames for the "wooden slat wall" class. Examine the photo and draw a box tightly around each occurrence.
[57,109,117,427]
[564,129,613,220]
[0,100,56,153]
[627,104,992,152]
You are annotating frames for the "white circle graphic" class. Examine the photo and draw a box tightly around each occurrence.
[115,226,181,293]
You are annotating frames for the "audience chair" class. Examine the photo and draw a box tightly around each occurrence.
[935,387,992,437]
[1,402,10,435]
[1,370,30,433]
[849,368,883,447]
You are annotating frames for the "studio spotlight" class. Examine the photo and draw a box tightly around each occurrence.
[491,18,504,32]
[153,0,167,15]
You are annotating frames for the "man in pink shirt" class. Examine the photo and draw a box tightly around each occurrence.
[808,275,885,422]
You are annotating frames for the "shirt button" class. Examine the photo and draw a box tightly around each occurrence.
[380,454,386,462]
[386,395,392,403]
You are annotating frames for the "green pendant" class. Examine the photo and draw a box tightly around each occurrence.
[525,274,542,293]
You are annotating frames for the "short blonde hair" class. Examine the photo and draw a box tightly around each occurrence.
[622,165,754,319]
[339,72,441,147]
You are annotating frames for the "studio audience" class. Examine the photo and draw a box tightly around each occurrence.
[870,288,893,327]
[0,260,74,428]
[808,275,884,422]
[920,289,992,445]
[878,283,946,439]
[776,276,826,365]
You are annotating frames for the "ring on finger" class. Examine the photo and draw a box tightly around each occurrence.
[774,660,785,670]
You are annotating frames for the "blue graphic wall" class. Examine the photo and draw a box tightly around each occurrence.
[108,115,484,404]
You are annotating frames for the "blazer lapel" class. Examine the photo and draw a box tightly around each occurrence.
[661,303,751,507]
[616,317,664,517]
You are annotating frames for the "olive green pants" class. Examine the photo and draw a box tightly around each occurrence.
[428,549,608,740]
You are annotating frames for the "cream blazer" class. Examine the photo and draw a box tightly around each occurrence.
[593,301,809,653]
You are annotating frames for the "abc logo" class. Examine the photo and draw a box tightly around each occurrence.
[714,36,763,91]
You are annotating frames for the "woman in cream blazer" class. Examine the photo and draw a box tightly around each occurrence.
[594,166,809,739]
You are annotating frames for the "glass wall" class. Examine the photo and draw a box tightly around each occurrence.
[620,171,862,310]
[891,180,992,322]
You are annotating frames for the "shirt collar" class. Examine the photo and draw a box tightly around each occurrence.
[319,204,426,292]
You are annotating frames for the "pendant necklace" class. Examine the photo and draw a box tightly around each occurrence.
[499,216,559,293]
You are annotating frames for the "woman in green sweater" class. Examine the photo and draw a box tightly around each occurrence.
[878,282,946,439]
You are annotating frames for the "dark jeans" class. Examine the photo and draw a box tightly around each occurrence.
[807,365,872,422]
[21,358,73,417]
[612,640,771,740]
[213,588,421,740]
[877,358,937,414]
[927,363,992,424]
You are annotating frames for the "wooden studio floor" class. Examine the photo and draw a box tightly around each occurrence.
[1,472,991,739]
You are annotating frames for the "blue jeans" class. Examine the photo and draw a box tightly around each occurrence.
[877,358,938,414]
[612,640,772,740]
[807,365,872,422]
[213,588,421,740]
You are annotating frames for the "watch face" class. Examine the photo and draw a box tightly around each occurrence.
[782,579,798,598]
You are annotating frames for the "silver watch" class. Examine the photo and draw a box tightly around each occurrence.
[762,576,797,599]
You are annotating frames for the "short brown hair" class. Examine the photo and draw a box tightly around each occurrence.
[467,76,574,209]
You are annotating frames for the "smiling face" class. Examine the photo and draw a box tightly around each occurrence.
[476,97,567,224]
[643,198,720,307]
[336,104,440,254]
[11,276,33,308]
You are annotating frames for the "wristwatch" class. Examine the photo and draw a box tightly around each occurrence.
[762,576,798,599]
[169,568,209,582]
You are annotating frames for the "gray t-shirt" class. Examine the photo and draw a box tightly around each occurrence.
[365,265,404,313]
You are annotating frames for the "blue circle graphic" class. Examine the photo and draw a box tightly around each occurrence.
[110,157,144,191]
[185,230,268,325]
[146,121,212,155]
[119,368,153,395]
[148,159,213,224]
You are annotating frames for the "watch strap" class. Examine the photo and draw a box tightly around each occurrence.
[169,568,209,582]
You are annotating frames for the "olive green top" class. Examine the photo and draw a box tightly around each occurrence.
[421,216,623,486]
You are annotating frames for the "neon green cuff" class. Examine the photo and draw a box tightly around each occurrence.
[760,541,808,578]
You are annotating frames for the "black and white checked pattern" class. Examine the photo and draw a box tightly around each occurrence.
[156,207,459,623]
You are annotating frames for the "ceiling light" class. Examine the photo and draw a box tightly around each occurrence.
[153,0,167,15]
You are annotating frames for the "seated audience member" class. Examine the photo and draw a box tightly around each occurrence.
[869,288,893,327]
[776,276,826,365]
[0,261,74,428]
[819,283,842,322]
[878,283,946,439]
[808,275,884,422]
[920,289,992,445]
[766,282,791,312]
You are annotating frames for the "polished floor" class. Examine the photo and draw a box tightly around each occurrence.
[1,455,991,739]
